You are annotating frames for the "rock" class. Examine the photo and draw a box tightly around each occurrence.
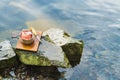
[13,28,83,68]
[43,28,70,46]
[43,28,84,67]
[15,40,71,68]
[0,40,16,69]
[61,41,84,67]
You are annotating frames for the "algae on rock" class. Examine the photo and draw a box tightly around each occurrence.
[12,28,83,68]
[62,41,84,67]
[43,28,84,67]
[15,39,71,68]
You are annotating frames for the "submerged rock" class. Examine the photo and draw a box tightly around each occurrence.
[0,40,16,69]
[0,64,62,80]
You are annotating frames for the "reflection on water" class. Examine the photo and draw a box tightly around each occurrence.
[0,0,120,80]
[26,18,62,31]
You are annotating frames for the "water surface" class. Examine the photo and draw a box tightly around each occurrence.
[0,0,120,80]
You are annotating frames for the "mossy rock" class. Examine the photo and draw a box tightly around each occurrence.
[12,28,83,68]
[15,40,71,68]
[43,28,84,67]
[62,40,84,67]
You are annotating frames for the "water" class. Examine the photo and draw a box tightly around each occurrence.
[0,0,120,80]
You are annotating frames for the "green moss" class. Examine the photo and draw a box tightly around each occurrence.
[16,50,51,66]
[15,49,71,68]
[64,32,70,37]
[61,41,84,67]
[43,35,54,43]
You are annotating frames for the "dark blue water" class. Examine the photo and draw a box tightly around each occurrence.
[0,0,120,80]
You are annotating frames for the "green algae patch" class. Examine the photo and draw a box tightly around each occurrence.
[16,50,51,66]
[11,28,83,68]
[15,39,71,68]
[43,28,84,67]
[62,41,84,67]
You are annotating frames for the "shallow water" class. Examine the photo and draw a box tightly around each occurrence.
[0,0,120,80]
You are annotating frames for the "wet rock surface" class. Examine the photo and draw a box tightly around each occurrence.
[0,40,16,69]
[13,28,83,68]
[0,28,83,79]
[62,41,84,67]
[15,39,71,68]
[43,28,84,67]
